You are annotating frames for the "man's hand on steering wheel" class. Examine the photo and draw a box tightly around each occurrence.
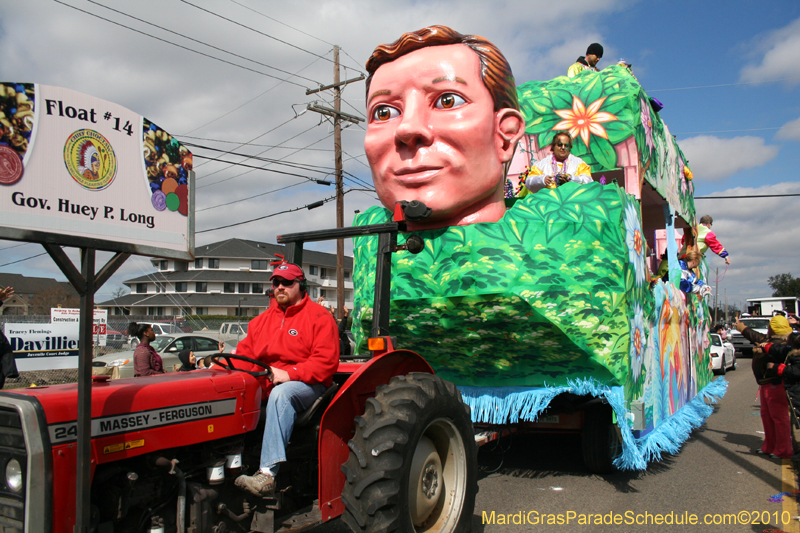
[211,353,273,380]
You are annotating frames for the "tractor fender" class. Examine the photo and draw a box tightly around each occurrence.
[317,349,433,521]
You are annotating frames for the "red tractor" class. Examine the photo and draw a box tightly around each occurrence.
[0,202,478,533]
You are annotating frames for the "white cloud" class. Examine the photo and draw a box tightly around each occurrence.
[695,182,800,307]
[776,116,800,141]
[680,135,779,182]
[740,17,800,83]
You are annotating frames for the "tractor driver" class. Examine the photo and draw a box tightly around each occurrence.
[364,25,526,230]
[234,263,339,496]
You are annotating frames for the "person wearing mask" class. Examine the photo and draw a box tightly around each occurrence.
[568,43,604,77]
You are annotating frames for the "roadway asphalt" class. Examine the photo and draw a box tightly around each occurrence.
[312,357,800,533]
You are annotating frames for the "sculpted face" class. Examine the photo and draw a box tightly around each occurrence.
[365,44,524,228]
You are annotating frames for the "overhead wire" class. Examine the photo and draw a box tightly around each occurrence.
[52,0,310,89]
[193,114,302,173]
[182,141,338,174]
[180,57,324,136]
[648,76,800,92]
[179,0,335,66]
[0,253,47,268]
[177,135,333,151]
[197,181,308,212]
[196,124,329,189]
[84,0,322,86]
[197,194,338,234]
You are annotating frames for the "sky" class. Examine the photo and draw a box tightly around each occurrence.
[0,0,798,312]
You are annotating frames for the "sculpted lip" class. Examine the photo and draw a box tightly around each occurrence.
[393,166,442,179]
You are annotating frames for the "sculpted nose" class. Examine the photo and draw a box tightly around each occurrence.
[394,102,433,150]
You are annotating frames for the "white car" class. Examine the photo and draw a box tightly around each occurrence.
[710,333,736,374]
[126,322,185,348]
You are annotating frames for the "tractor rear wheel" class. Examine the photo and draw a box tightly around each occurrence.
[341,372,477,533]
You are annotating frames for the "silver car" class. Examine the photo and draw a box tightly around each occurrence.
[92,333,233,379]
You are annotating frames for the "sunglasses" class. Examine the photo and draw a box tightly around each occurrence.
[272,278,297,287]
[556,142,572,148]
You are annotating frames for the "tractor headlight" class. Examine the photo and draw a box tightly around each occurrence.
[6,459,22,492]
[106,359,130,367]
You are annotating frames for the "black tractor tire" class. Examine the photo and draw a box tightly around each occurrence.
[341,372,478,533]
[581,404,622,475]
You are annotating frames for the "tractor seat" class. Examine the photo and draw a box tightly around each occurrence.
[294,383,340,429]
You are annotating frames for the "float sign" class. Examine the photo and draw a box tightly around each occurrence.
[51,308,108,346]
[0,82,194,259]
[2,323,79,371]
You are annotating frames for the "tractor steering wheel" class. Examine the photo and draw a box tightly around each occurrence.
[211,353,273,381]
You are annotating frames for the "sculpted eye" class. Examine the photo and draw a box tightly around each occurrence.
[435,93,466,109]
[372,105,399,122]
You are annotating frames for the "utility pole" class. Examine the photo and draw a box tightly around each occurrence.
[306,46,364,319]
[714,267,719,324]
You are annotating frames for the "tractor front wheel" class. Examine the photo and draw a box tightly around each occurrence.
[341,373,477,533]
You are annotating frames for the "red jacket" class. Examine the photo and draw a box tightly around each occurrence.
[236,294,339,387]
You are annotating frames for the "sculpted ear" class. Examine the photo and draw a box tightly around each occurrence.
[495,108,525,163]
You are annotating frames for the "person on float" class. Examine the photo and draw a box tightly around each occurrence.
[520,131,593,195]
[568,43,604,77]
[129,323,163,377]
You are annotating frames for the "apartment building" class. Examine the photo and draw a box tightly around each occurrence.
[96,238,354,316]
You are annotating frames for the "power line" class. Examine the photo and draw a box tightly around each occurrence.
[53,0,309,88]
[0,252,47,268]
[194,114,302,173]
[85,0,322,86]
[180,56,325,136]
[648,76,800,93]
[695,193,800,199]
[197,181,309,212]
[672,127,781,135]
[229,0,333,47]
[196,124,327,189]
[192,154,318,180]
[183,141,337,173]
[179,0,334,66]
[197,194,337,234]
[0,242,32,252]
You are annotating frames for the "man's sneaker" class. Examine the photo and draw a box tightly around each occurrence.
[234,471,275,496]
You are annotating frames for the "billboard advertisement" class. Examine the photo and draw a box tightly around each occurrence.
[2,323,79,371]
[0,83,194,259]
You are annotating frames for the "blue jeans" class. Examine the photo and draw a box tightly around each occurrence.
[260,381,326,473]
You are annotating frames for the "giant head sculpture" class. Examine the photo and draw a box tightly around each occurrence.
[365,26,525,229]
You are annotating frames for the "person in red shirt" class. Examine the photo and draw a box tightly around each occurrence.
[234,263,339,496]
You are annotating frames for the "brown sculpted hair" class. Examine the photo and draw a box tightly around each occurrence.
[699,215,713,225]
[366,25,519,112]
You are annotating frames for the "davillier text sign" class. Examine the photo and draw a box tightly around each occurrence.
[0,83,194,259]
[2,323,79,371]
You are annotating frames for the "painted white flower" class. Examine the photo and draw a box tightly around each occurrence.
[629,303,646,382]
[624,202,647,288]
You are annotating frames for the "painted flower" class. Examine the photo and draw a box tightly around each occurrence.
[630,303,646,382]
[640,98,654,153]
[553,95,618,148]
[624,202,646,287]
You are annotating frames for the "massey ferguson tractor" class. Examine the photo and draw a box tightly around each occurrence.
[0,202,478,533]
